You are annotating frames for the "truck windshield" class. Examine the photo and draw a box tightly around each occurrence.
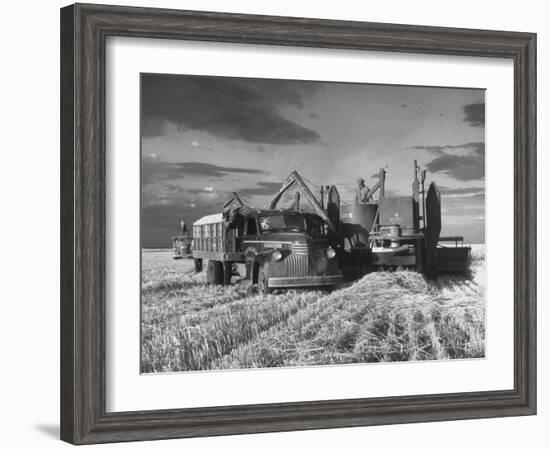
[259,214,306,232]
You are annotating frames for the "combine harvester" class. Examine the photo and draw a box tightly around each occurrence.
[190,161,470,293]
[339,161,470,277]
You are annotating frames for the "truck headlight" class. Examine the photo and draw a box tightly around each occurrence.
[272,250,283,262]
[326,247,336,259]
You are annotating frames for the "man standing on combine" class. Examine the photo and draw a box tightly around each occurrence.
[355,178,371,203]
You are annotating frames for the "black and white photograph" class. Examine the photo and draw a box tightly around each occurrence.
[140,74,486,373]
[1,0,543,446]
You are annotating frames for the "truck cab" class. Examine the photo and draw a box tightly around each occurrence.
[240,210,344,293]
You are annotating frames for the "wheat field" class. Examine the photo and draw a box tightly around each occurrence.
[141,245,485,373]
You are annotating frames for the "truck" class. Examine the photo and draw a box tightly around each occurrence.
[171,218,193,259]
[191,190,346,294]
[171,235,193,259]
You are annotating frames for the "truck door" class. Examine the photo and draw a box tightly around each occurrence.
[234,219,245,252]
[245,217,258,240]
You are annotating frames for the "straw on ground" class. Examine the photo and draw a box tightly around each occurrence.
[141,247,485,373]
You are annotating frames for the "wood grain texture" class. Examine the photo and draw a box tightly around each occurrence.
[60,4,75,443]
[60,3,537,445]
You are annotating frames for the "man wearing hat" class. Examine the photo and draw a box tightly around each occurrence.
[355,178,371,204]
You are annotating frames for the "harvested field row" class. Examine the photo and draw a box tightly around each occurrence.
[214,262,485,369]
[141,250,485,373]
[142,282,328,371]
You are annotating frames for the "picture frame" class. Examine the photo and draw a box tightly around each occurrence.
[60,3,536,445]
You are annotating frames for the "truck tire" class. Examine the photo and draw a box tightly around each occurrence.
[258,264,273,295]
[223,261,232,286]
[206,260,223,285]
[194,258,203,273]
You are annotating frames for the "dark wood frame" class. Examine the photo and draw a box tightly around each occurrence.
[60,3,537,445]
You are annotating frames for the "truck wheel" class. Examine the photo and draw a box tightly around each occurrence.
[206,260,223,285]
[258,264,273,295]
[194,258,203,273]
[223,261,232,286]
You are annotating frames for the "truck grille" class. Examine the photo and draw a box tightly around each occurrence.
[285,254,309,277]
[292,243,314,256]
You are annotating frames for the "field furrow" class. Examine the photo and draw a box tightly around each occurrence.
[141,249,486,373]
[214,266,485,368]
[141,259,328,371]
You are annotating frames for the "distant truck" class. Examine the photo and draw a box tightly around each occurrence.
[172,218,193,259]
[171,235,193,260]
[191,193,346,294]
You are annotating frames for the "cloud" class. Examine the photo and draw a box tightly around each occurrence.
[142,186,238,247]
[410,142,485,181]
[141,159,273,245]
[439,186,485,201]
[470,193,485,199]
[238,181,282,197]
[439,186,485,195]
[142,158,265,185]
[410,144,447,152]
[176,162,264,177]
[426,148,484,181]
[141,74,321,144]
[142,202,208,247]
[462,102,485,127]
[410,142,483,153]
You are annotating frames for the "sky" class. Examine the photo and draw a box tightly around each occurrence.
[141,73,485,248]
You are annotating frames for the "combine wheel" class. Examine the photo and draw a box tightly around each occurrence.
[206,260,224,285]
